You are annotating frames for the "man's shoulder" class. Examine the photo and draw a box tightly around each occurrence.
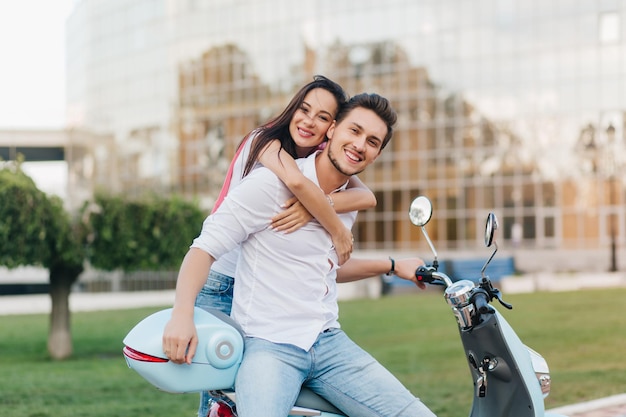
[297,151,319,176]
[247,164,275,177]
[239,164,283,189]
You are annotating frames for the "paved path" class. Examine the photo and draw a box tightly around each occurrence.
[0,290,175,315]
[549,394,626,417]
[1,291,625,416]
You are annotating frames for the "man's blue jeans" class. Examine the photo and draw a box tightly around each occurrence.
[235,329,436,417]
[194,270,234,417]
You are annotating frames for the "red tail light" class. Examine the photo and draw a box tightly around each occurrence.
[123,346,169,363]
[209,402,236,417]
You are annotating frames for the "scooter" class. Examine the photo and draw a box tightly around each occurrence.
[408,195,567,417]
[122,195,568,417]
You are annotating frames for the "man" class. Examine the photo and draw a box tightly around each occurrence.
[163,93,436,417]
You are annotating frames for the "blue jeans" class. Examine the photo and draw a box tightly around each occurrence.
[235,329,436,417]
[194,270,234,417]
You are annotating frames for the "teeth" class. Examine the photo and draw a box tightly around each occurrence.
[345,150,361,162]
[298,128,313,137]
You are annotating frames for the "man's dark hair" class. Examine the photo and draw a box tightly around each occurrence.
[335,93,397,150]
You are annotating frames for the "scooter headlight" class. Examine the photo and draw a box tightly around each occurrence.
[527,346,551,398]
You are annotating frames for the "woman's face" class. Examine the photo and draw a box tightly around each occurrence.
[289,88,338,158]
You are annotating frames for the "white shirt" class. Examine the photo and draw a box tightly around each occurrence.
[210,132,259,277]
[191,152,356,351]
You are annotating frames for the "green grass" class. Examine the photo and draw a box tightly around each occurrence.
[1,288,625,417]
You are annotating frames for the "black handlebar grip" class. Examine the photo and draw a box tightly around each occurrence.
[473,292,493,315]
[415,265,434,283]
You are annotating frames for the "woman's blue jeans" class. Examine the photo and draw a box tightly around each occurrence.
[194,270,234,417]
[234,329,436,417]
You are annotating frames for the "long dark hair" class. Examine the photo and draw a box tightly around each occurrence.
[242,75,348,177]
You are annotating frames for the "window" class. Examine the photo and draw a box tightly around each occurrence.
[599,12,620,44]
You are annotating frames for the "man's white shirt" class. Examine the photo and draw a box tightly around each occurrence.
[191,152,356,351]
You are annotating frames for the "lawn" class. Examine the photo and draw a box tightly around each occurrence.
[1,288,625,417]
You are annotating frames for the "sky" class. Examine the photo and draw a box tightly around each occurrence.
[0,0,75,129]
[0,0,75,197]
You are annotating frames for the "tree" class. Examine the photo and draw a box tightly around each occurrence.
[45,196,85,359]
[83,193,205,271]
[0,161,84,359]
[1,162,204,359]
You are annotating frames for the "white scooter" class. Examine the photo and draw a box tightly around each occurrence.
[122,196,568,417]
[409,195,567,417]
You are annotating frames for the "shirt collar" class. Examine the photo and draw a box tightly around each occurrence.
[300,151,349,193]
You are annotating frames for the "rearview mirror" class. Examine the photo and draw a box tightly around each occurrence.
[409,196,433,227]
[484,212,498,247]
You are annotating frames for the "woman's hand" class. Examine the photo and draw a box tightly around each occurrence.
[272,196,353,265]
[271,197,313,233]
[331,226,354,265]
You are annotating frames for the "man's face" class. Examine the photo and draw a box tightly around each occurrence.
[325,107,387,176]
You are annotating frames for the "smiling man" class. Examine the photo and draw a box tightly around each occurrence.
[163,93,436,417]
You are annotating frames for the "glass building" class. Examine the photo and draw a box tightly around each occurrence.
[66,0,626,272]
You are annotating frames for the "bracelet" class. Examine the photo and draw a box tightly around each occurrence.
[386,257,395,276]
[326,194,334,207]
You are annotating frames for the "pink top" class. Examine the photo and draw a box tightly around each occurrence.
[211,135,250,214]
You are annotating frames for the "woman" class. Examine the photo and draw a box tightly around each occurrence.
[196,75,376,417]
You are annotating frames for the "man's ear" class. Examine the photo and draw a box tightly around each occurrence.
[326,121,337,140]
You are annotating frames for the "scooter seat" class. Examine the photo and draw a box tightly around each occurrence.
[224,388,344,416]
[295,388,343,415]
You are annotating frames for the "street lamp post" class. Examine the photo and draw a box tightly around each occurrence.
[606,124,617,272]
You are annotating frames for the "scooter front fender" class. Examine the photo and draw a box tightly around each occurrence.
[460,308,549,417]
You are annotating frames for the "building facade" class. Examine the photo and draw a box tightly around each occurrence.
[0,129,114,211]
[66,0,626,272]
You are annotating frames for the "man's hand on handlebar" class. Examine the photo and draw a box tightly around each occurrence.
[393,257,427,289]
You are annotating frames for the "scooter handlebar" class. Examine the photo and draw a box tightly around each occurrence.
[415,265,443,285]
[415,265,438,284]
[472,290,494,315]
[415,266,453,287]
